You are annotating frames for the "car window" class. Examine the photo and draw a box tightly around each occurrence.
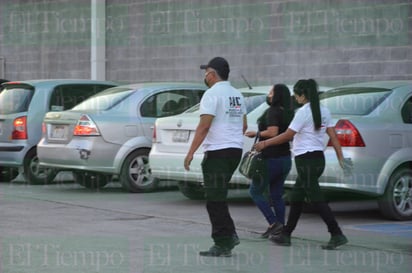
[0,87,34,114]
[401,96,412,123]
[185,94,266,114]
[140,89,204,117]
[49,84,116,111]
[72,87,134,111]
[244,95,266,113]
[320,88,392,115]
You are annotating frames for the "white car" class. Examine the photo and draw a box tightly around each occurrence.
[149,85,330,199]
[151,81,412,221]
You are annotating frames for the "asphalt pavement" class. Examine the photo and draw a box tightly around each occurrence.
[0,180,410,273]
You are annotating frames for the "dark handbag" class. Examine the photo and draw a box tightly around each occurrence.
[239,133,264,179]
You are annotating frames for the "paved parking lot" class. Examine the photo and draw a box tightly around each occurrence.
[0,181,411,273]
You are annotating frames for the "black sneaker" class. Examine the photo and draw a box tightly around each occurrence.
[270,233,291,246]
[321,235,348,250]
[199,245,232,257]
[229,234,240,249]
[261,227,272,238]
[261,223,284,238]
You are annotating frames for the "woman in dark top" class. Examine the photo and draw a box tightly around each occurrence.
[245,84,294,238]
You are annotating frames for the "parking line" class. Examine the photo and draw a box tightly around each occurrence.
[346,222,412,238]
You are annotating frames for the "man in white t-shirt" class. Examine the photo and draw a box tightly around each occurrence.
[184,57,247,257]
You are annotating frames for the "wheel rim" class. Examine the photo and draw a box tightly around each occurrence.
[29,155,50,179]
[392,173,412,216]
[129,155,153,187]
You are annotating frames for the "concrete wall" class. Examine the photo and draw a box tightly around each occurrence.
[0,0,411,87]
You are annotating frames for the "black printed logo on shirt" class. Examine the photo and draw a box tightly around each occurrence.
[228,96,242,117]
[229,97,241,108]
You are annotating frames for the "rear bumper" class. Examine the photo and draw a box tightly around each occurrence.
[0,146,24,152]
[149,151,203,182]
[284,150,383,196]
[0,143,29,167]
[154,154,383,197]
[37,138,120,174]
[149,149,251,185]
[151,147,385,196]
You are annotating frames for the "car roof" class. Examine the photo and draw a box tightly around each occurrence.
[117,82,207,91]
[331,80,412,90]
[238,84,333,94]
[238,85,272,94]
[2,79,119,87]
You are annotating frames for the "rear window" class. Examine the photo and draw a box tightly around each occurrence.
[0,87,34,114]
[72,87,134,111]
[244,94,266,113]
[49,84,116,111]
[185,94,266,114]
[320,87,392,115]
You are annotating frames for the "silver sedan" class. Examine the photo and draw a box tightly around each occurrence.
[37,82,207,192]
[300,80,412,220]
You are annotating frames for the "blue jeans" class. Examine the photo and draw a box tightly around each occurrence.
[249,155,291,225]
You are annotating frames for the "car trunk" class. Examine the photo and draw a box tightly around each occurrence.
[43,111,84,144]
[155,113,199,154]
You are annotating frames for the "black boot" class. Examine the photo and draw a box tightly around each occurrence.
[270,232,291,246]
[321,234,348,250]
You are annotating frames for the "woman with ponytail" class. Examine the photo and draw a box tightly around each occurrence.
[254,79,348,250]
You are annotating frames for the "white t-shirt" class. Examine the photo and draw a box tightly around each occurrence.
[199,81,246,151]
[288,103,334,156]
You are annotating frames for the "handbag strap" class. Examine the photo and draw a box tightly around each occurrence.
[249,131,260,151]
[253,131,260,144]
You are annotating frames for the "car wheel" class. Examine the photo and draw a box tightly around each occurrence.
[378,167,412,220]
[0,167,19,182]
[120,149,158,193]
[73,171,110,190]
[23,149,57,184]
[177,182,205,200]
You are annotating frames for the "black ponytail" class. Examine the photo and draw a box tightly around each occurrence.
[293,79,322,130]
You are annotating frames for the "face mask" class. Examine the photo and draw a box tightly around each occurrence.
[204,78,210,88]
[266,96,271,106]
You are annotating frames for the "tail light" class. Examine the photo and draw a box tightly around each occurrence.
[152,125,157,142]
[73,115,100,136]
[12,116,28,139]
[42,122,46,136]
[328,119,365,147]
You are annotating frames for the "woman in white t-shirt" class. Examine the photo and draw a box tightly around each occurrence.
[254,79,348,250]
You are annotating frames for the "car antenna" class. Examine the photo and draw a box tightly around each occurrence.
[241,74,252,89]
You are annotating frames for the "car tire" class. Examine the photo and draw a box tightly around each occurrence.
[23,148,57,185]
[378,167,412,220]
[120,149,158,193]
[0,167,19,182]
[73,171,110,190]
[177,182,205,200]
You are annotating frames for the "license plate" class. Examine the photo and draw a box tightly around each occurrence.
[172,130,189,143]
[50,125,67,139]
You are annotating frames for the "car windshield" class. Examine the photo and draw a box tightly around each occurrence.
[185,94,266,114]
[0,87,34,114]
[320,87,392,115]
[72,87,134,111]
